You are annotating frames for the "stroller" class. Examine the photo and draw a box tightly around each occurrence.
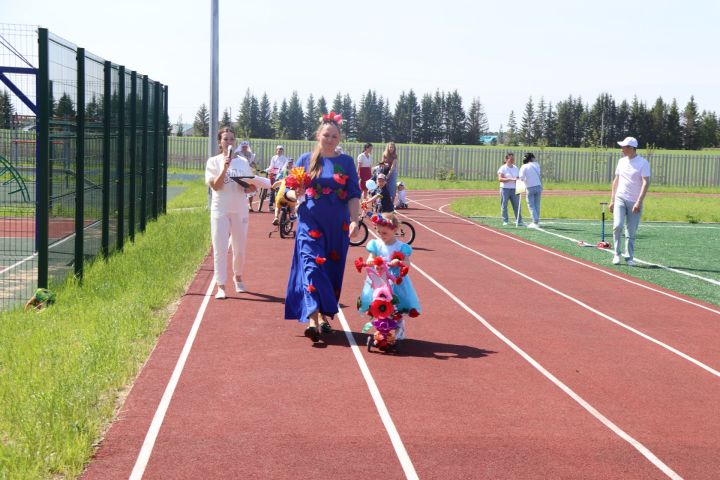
[355,256,410,353]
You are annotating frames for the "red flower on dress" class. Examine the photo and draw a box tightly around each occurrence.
[408,308,420,317]
[341,222,349,231]
[322,186,333,195]
[336,189,348,200]
[315,256,327,265]
[333,173,348,185]
[369,299,394,318]
[329,250,340,261]
[307,284,316,293]
[391,251,405,261]
[305,187,317,198]
[355,257,365,272]
[308,229,322,239]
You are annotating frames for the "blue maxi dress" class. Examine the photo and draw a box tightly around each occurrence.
[285,153,361,323]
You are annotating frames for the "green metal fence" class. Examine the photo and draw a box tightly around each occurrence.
[1,25,168,311]
[168,136,720,188]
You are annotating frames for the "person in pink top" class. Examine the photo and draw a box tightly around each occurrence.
[609,136,651,267]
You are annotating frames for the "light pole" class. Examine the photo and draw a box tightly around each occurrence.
[208,0,219,159]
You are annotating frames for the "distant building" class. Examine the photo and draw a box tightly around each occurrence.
[479,135,498,145]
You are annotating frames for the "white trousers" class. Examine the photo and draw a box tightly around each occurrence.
[211,211,249,286]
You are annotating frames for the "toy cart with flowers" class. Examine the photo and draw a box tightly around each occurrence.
[355,254,416,353]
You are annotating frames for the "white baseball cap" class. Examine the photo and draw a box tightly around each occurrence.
[617,136,638,148]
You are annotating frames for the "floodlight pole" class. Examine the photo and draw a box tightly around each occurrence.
[209,0,219,159]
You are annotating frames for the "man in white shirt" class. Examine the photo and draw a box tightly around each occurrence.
[497,153,523,226]
[267,145,289,209]
[609,136,651,266]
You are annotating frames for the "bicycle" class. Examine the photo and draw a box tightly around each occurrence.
[249,170,273,212]
[350,201,415,247]
[269,202,296,239]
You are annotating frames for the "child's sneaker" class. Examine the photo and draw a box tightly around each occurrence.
[215,287,226,299]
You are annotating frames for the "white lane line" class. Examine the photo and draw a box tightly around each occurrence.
[421,201,720,317]
[336,308,419,480]
[408,261,682,480]
[523,224,720,288]
[129,278,216,480]
[397,206,720,378]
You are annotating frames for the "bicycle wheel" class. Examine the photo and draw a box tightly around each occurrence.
[396,221,415,245]
[349,221,369,247]
[279,208,294,238]
[257,188,269,212]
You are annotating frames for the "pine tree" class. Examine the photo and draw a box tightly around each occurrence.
[520,97,535,145]
[258,93,273,138]
[648,97,667,148]
[342,93,356,140]
[193,103,209,137]
[466,98,488,145]
[304,94,318,140]
[381,99,394,143]
[278,99,289,139]
[56,93,76,120]
[418,94,434,144]
[175,115,184,136]
[317,96,328,116]
[392,91,410,144]
[507,111,518,146]
[445,90,466,144]
[0,90,15,129]
[286,91,305,140]
[432,90,446,143]
[682,96,700,149]
[357,89,381,142]
[220,108,232,129]
[665,99,682,149]
[533,97,547,144]
[698,111,719,148]
[544,103,557,146]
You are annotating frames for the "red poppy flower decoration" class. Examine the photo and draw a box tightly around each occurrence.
[373,256,385,266]
[336,189,348,200]
[333,173,348,185]
[400,266,410,277]
[321,111,343,125]
[369,299,394,319]
[391,251,405,262]
[284,176,298,189]
[395,277,403,285]
[308,229,322,239]
[355,257,365,272]
[408,308,420,318]
[307,284,316,293]
[315,256,327,265]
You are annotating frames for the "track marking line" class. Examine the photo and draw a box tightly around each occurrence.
[129,278,216,480]
[415,200,720,318]
[336,308,419,480]
[407,261,683,480]
[396,205,720,378]
[522,223,720,287]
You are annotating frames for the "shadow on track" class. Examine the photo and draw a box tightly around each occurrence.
[313,331,496,359]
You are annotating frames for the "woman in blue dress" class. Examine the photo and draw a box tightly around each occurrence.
[284,113,361,342]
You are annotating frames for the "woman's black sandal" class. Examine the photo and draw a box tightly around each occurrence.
[304,326,319,342]
[320,322,332,334]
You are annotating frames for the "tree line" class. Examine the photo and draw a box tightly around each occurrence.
[188,90,719,150]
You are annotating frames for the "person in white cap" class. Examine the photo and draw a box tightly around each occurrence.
[609,136,651,266]
[266,145,289,210]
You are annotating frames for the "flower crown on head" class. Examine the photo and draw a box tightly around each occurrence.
[321,111,343,125]
[370,214,396,230]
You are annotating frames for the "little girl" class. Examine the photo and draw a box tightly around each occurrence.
[357,212,421,343]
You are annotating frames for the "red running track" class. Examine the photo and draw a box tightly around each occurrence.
[83,191,720,479]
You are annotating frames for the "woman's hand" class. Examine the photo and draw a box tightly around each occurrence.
[348,220,360,239]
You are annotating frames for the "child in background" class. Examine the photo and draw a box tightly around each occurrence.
[365,173,394,213]
[395,181,408,209]
[357,212,421,343]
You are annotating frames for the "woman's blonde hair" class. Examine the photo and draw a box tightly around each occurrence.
[382,142,397,164]
[308,121,342,178]
[216,127,235,154]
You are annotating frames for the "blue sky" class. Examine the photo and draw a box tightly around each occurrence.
[4,0,719,131]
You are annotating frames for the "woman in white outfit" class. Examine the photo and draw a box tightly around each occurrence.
[205,127,255,299]
[518,152,543,228]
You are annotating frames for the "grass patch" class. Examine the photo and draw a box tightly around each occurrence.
[0,178,210,478]
[451,194,720,223]
[449,194,720,307]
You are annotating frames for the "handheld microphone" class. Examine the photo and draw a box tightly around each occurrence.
[227,145,233,156]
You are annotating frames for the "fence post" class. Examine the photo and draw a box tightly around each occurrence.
[128,71,137,241]
[140,75,148,232]
[37,28,50,288]
[152,81,160,219]
[75,48,85,280]
[163,85,169,214]
[101,60,111,258]
[117,66,125,251]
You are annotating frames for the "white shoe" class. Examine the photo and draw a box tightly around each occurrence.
[215,287,226,299]
[502,222,508,226]
[234,280,245,293]
[612,255,621,265]
[626,259,636,267]
[527,223,539,229]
